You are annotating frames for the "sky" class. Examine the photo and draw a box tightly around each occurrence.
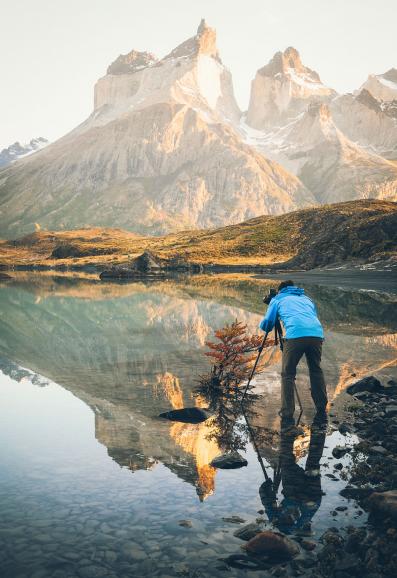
[1,0,396,149]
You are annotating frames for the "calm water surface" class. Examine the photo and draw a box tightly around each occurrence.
[0,273,396,577]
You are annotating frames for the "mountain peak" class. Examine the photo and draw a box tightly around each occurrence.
[383,68,397,83]
[258,47,321,83]
[164,19,219,61]
[197,18,209,35]
[107,50,157,75]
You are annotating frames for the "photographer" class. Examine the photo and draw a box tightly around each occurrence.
[260,280,327,431]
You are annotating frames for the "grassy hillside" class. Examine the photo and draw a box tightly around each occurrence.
[0,200,396,270]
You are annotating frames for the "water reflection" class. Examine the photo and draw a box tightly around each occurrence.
[0,272,395,502]
[258,420,326,535]
[1,272,395,577]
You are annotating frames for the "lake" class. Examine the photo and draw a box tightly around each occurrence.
[0,273,396,577]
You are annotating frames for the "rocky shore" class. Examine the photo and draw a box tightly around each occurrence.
[220,376,397,577]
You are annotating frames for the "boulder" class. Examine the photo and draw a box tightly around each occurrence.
[347,376,383,395]
[100,251,164,279]
[368,490,397,521]
[243,531,299,560]
[210,451,248,469]
[133,251,162,273]
[158,407,211,423]
[233,523,263,541]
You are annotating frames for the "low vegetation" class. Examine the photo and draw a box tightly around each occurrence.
[0,200,395,269]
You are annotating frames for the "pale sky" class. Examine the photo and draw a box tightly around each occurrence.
[1,0,396,150]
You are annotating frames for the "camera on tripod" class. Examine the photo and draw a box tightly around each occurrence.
[263,288,277,305]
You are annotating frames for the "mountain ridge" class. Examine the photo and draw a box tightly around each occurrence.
[0,21,396,239]
[0,21,313,239]
[1,200,395,271]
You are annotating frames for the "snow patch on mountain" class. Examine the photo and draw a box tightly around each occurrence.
[0,137,48,168]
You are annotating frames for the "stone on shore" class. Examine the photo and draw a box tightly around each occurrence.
[368,490,397,522]
[347,376,383,395]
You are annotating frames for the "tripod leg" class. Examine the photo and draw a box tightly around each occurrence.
[240,332,268,402]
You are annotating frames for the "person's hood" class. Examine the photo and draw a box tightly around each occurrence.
[276,286,305,300]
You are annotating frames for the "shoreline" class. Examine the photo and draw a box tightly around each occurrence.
[2,264,396,293]
[255,269,397,292]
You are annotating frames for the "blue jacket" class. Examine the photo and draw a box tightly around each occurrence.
[259,286,324,339]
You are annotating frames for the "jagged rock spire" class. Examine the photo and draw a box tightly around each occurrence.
[163,19,220,61]
[258,46,320,82]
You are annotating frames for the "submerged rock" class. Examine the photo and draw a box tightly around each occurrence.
[222,515,246,524]
[233,523,262,541]
[339,486,373,500]
[347,376,383,395]
[332,445,351,459]
[368,490,397,521]
[210,451,248,469]
[243,531,299,560]
[178,519,192,528]
[158,407,211,423]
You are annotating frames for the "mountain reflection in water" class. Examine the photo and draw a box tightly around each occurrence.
[0,273,396,500]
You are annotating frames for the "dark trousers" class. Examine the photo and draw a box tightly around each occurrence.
[281,337,327,423]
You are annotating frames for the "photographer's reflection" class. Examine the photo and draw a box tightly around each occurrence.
[259,416,327,534]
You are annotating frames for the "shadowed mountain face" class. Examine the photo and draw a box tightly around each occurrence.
[0,274,395,499]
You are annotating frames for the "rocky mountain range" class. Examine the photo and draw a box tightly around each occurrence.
[0,137,48,169]
[0,20,395,238]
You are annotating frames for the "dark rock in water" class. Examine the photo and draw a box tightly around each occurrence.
[368,490,397,521]
[320,528,343,544]
[347,376,383,395]
[340,486,373,500]
[178,519,192,528]
[300,539,316,551]
[338,422,352,435]
[210,451,248,469]
[385,405,397,417]
[222,515,246,524]
[244,531,299,560]
[332,445,351,459]
[233,523,262,541]
[158,407,211,423]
